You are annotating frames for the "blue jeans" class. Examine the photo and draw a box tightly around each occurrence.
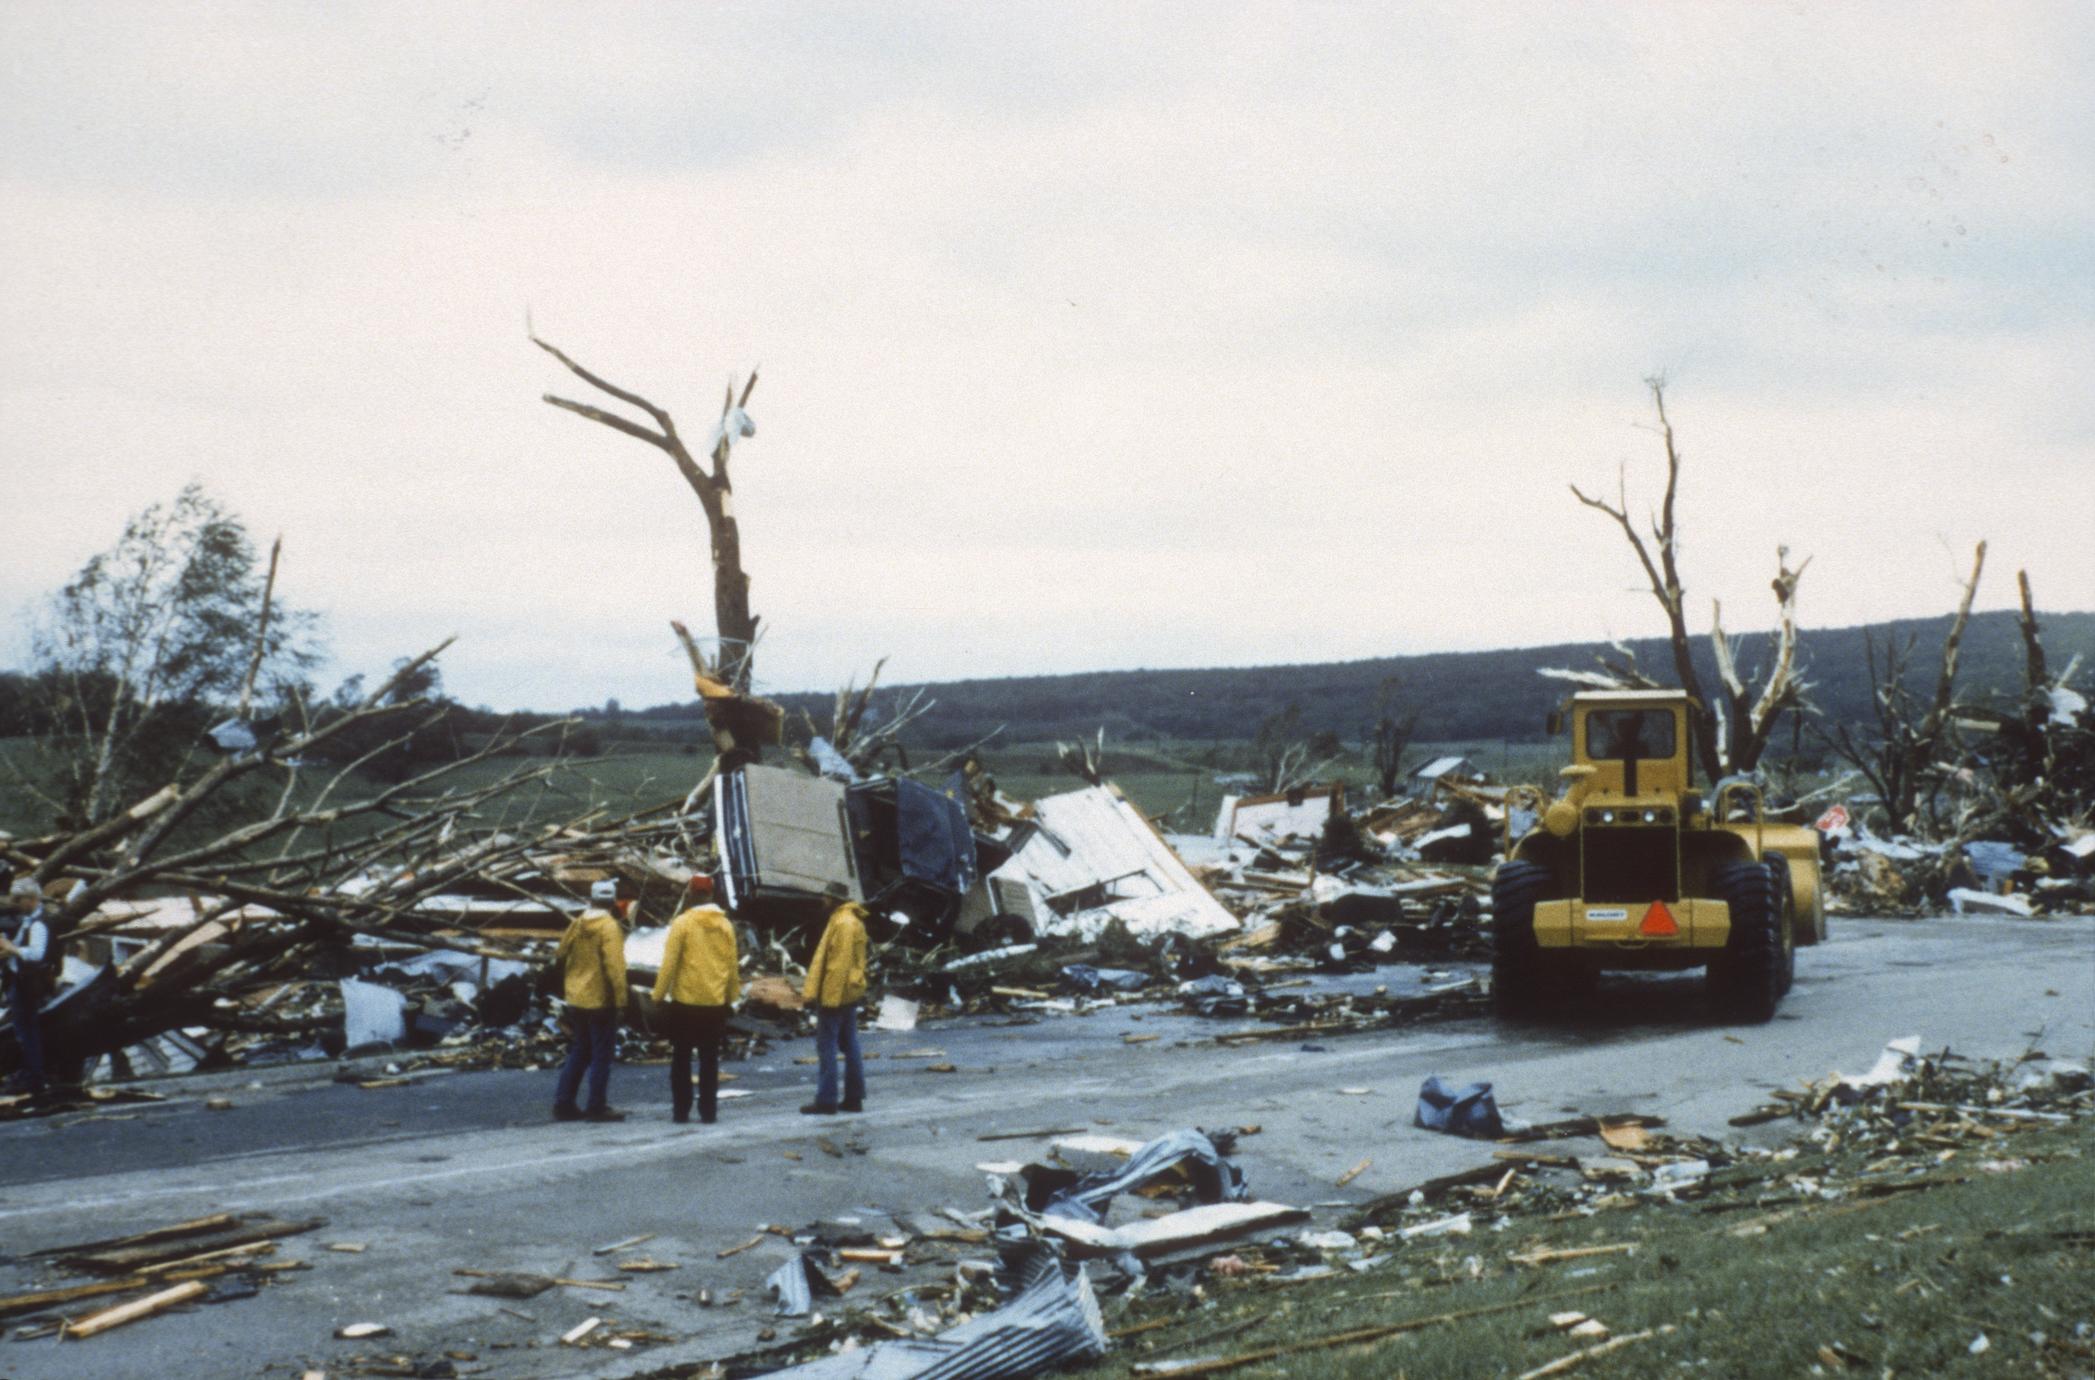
[9,989,44,1093]
[554,1009,617,1112]
[815,1004,865,1109]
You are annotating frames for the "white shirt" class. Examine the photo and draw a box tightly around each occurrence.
[5,908,48,973]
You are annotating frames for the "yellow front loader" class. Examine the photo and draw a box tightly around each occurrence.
[1493,690,1825,1023]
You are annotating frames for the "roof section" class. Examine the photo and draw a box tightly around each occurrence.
[996,785,1239,943]
[1413,755,1474,779]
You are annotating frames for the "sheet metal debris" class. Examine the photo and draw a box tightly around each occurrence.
[765,1245,1107,1379]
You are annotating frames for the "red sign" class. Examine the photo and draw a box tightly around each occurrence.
[1640,900,1679,937]
[1814,803,1851,834]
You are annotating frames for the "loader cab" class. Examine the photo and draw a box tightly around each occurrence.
[1564,691,1695,904]
[1572,693,1692,802]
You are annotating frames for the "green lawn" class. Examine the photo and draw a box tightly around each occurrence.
[1068,1119,2095,1379]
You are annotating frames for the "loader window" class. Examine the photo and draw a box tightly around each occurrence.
[1586,709,1675,762]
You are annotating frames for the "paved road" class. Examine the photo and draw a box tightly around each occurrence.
[0,913,2087,1379]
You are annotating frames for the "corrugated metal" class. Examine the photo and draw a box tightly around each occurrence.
[1040,1128,1247,1224]
[761,1258,1106,1379]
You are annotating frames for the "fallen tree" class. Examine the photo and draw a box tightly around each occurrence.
[0,630,713,1084]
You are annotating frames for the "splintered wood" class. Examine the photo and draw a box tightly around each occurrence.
[59,1216,323,1275]
[63,1281,208,1339]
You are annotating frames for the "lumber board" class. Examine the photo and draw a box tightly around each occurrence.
[62,1280,208,1338]
[0,1276,151,1320]
[62,1216,323,1274]
[32,1213,236,1260]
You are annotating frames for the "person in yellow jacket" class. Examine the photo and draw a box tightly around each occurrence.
[552,880,630,1123]
[651,875,739,1124]
[801,885,869,1115]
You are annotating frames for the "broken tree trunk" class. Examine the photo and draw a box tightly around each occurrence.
[1571,379,1810,777]
[1816,542,1985,833]
[534,336,761,690]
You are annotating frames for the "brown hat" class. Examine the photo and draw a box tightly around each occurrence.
[686,874,714,897]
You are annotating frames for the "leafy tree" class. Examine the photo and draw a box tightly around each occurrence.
[18,485,322,828]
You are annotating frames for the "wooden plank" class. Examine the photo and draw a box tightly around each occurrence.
[32,1213,236,1260]
[63,1217,323,1275]
[62,1281,208,1339]
[1043,1201,1309,1260]
[1496,1114,1665,1145]
[1348,1161,1510,1222]
[975,1126,1086,1143]
[1517,1324,1673,1379]
[140,1241,277,1276]
[1510,1243,1638,1266]
[0,1276,152,1320]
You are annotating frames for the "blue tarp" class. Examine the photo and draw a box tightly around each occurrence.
[1414,1075,1504,1138]
[895,777,978,893]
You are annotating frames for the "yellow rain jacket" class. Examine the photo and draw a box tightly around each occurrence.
[803,903,869,1009]
[651,906,740,1007]
[558,908,628,1011]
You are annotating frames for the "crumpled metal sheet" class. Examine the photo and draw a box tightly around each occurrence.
[338,977,407,1050]
[762,1255,1106,1379]
[767,1254,814,1317]
[1040,1128,1247,1225]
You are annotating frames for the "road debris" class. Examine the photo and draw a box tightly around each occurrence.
[63,1280,210,1339]
[1415,1074,1506,1138]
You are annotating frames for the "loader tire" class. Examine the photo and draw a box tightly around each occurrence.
[1491,861,1553,1018]
[1708,859,1793,1023]
[1764,854,1797,995]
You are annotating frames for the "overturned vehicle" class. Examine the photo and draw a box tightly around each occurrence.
[714,764,1023,947]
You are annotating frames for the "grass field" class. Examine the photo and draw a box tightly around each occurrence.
[0,732,1574,843]
[1065,1119,2095,1379]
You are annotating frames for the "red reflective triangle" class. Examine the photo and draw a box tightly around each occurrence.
[1640,900,1679,936]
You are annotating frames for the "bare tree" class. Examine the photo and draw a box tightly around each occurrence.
[788,657,940,777]
[533,336,761,690]
[1056,727,1108,786]
[1945,569,2095,846]
[1367,676,1419,799]
[1252,704,1336,794]
[1571,379,1810,778]
[1817,542,1986,833]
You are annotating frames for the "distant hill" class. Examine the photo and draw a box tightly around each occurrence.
[628,609,2095,749]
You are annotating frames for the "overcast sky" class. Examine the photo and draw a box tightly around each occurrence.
[3,3,2089,713]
